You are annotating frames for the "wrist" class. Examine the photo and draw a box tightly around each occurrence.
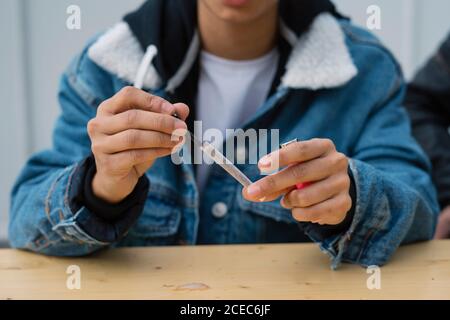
[92,173,135,204]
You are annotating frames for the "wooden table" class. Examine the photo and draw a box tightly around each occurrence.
[0,241,449,300]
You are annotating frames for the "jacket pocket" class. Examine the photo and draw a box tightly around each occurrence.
[128,182,182,239]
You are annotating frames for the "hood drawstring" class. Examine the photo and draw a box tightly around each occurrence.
[134,44,158,89]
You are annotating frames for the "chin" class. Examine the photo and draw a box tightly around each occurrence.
[202,0,277,24]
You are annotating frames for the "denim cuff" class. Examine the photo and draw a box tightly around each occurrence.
[82,155,149,222]
[67,155,150,243]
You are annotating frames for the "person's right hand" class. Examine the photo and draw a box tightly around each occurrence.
[87,87,189,204]
[435,206,450,239]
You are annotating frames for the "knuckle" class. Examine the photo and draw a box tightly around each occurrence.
[129,150,140,163]
[116,87,135,106]
[263,175,277,192]
[162,115,176,132]
[337,195,352,213]
[87,119,98,136]
[291,164,306,180]
[125,130,139,147]
[97,98,114,114]
[315,138,334,151]
[296,191,311,207]
[293,142,307,158]
[91,141,103,155]
[125,109,139,126]
[323,138,334,150]
[331,152,348,170]
[144,93,157,109]
[119,86,136,98]
[154,133,166,146]
[337,152,348,168]
[339,174,351,190]
[344,195,353,212]
[292,208,305,222]
[97,101,108,114]
[148,114,159,130]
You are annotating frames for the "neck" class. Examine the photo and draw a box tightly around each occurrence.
[198,4,278,60]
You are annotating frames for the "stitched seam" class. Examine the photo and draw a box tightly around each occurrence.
[44,167,73,228]
[63,163,80,217]
[342,24,404,78]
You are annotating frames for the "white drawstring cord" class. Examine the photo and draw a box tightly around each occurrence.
[134,45,158,89]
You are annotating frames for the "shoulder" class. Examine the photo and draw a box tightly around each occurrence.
[339,19,402,75]
[338,19,404,98]
[63,22,149,109]
[62,34,118,108]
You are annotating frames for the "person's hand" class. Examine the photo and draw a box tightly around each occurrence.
[87,87,189,204]
[243,139,352,225]
[435,206,450,239]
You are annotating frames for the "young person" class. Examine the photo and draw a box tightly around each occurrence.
[10,0,439,268]
[405,33,450,239]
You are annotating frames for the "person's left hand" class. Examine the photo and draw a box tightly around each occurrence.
[243,138,352,225]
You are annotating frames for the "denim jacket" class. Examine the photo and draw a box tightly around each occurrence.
[9,7,439,268]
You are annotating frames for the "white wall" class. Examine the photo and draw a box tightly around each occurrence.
[0,0,143,243]
[0,0,449,243]
[334,0,450,79]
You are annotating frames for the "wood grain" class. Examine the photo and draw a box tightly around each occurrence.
[0,241,449,300]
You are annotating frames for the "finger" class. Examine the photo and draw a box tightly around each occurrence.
[258,139,335,172]
[242,186,294,203]
[434,215,450,239]
[291,193,352,225]
[94,130,182,154]
[91,110,187,135]
[246,154,347,202]
[103,148,173,172]
[173,103,190,121]
[281,173,350,209]
[134,141,184,176]
[98,87,176,116]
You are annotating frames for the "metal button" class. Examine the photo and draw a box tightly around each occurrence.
[212,202,228,218]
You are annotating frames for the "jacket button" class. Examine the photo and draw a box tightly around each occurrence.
[212,202,228,219]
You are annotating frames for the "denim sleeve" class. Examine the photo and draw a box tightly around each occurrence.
[304,76,440,269]
[9,47,145,256]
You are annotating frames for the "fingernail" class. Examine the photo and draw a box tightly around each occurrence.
[259,155,272,167]
[246,184,261,197]
[259,197,266,202]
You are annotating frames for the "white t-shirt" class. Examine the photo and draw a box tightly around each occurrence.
[196,48,280,191]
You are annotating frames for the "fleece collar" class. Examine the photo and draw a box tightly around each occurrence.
[88,0,357,92]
